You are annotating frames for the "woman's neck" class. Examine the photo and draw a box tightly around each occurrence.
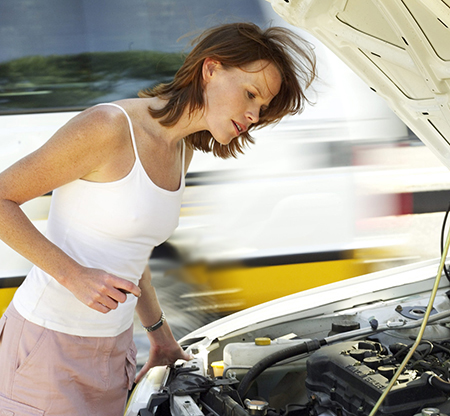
[145,97,207,147]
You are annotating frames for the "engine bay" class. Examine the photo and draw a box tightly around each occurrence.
[126,276,450,416]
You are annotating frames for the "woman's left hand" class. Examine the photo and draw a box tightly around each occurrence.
[135,340,192,383]
[134,264,193,384]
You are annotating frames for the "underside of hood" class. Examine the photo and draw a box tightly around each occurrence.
[268,0,450,169]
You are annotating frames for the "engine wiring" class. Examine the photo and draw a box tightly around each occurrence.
[368,204,450,416]
[393,339,450,380]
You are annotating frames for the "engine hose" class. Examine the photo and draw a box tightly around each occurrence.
[429,374,450,394]
[237,339,323,398]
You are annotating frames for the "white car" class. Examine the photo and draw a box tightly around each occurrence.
[125,1,450,416]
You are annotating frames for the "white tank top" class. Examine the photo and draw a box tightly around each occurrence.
[13,103,185,336]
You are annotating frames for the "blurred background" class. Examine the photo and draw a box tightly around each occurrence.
[1,0,449,364]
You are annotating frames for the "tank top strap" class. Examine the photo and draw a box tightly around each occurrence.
[95,103,139,160]
[96,103,186,176]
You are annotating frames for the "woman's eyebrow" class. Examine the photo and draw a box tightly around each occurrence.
[253,84,262,95]
[253,83,276,105]
[253,84,266,99]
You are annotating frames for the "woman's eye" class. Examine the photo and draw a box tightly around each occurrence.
[247,91,256,99]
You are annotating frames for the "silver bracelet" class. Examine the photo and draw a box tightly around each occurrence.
[141,310,166,332]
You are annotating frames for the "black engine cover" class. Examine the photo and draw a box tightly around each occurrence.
[305,341,447,416]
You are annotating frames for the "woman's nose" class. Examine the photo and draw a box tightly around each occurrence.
[246,107,260,124]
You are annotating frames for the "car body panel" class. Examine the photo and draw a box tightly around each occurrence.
[178,258,443,345]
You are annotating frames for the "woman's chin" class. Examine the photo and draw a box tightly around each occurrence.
[214,137,233,146]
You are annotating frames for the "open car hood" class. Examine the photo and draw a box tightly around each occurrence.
[268,0,450,169]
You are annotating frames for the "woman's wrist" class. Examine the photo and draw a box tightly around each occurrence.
[141,310,165,332]
[56,257,85,287]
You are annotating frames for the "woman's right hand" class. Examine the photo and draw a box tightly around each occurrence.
[63,266,141,313]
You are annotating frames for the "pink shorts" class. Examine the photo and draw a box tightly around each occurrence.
[0,303,137,416]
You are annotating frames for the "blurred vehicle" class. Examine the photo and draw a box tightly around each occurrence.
[164,122,408,315]
[0,0,414,318]
[158,44,414,314]
[125,1,450,415]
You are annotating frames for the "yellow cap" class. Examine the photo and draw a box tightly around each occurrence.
[255,337,271,346]
[211,361,224,377]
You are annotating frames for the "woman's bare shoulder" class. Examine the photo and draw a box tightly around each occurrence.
[66,102,131,143]
[0,103,136,204]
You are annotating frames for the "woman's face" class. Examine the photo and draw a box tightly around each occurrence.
[202,59,282,145]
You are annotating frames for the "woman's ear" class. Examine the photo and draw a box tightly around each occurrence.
[202,58,221,83]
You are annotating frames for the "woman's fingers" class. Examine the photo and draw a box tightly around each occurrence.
[135,362,151,384]
[68,267,141,313]
[113,279,141,299]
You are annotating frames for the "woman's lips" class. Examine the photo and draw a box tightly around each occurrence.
[232,120,244,135]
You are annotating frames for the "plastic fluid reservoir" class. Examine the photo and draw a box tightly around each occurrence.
[223,337,311,368]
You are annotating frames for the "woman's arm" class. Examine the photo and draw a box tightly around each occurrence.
[134,143,195,381]
[0,106,141,313]
[135,264,192,383]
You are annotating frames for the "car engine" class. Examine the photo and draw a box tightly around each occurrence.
[128,301,450,416]
[305,340,448,416]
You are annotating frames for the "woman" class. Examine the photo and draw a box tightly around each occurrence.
[0,22,316,415]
